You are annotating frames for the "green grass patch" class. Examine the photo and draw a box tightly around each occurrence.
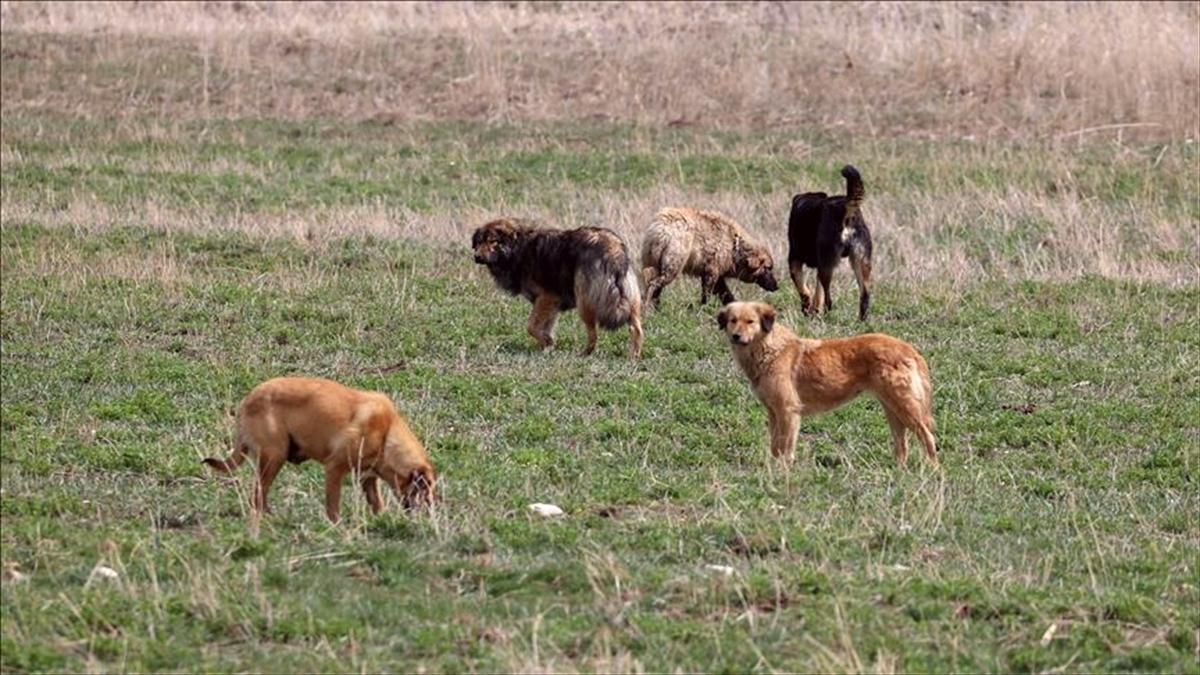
[2,219,1197,671]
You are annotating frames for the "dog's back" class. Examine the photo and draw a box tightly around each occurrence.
[237,377,385,453]
[787,166,866,264]
[786,192,830,267]
[786,165,874,320]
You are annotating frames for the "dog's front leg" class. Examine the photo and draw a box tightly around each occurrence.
[778,411,800,464]
[361,475,384,514]
[767,404,800,463]
[699,274,717,306]
[324,465,348,523]
[766,407,781,458]
[713,277,736,305]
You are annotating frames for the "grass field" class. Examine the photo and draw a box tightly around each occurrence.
[2,2,1199,673]
[2,117,1198,673]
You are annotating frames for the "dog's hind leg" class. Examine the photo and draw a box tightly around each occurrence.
[851,256,872,321]
[915,424,938,468]
[628,304,644,359]
[816,266,835,313]
[641,267,660,306]
[253,452,284,515]
[361,476,384,515]
[527,294,560,350]
[645,264,680,308]
[882,406,909,468]
[789,261,813,314]
[879,385,938,469]
[579,301,599,356]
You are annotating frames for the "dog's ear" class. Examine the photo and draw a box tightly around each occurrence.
[716,308,729,330]
[758,304,776,333]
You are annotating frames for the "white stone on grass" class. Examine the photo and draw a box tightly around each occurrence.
[528,503,564,517]
[85,564,120,588]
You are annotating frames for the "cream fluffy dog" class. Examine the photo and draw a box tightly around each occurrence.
[641,207,779,307]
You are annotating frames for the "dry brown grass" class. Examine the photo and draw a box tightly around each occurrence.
[2,1,1197,140]
[3,172,1194,288]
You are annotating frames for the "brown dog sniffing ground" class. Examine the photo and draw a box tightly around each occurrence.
[717,301,938,467]
[203,377,436,523]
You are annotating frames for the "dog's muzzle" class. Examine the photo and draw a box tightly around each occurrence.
[730,334,751,345]
[759,274,780,291]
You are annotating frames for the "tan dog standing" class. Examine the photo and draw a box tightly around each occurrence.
[717,302,938,467]
[203,377,437,523]
[641,207,779,308]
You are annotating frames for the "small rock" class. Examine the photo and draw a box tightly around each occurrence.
[528,503,564,517]
[2,562,28,583]
[86,564,120,587]
[705,564,735,577]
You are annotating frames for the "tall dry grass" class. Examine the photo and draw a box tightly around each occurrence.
[2,1,1197,139]
[3,173,1194,288]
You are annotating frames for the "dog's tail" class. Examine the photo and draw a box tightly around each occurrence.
[580,245,643,330]
[202,439,249,474]
[911,355,935,424]
[841,165,865,221]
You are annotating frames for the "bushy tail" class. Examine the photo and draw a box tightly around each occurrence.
[841,165,865,220]
[580,253,643,330]
[202,440,248,474]
[916,355,935,424]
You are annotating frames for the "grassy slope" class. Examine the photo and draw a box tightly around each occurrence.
[1,120,1198,673]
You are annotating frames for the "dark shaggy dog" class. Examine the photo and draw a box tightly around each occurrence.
[472,218,644,357]
[787,165,874,320]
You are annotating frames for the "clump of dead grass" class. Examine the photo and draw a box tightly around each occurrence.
[1,1,1197,140]
[3,179,1194,288]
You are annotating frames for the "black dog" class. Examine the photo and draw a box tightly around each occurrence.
[786,165,874,320]
[471,218,644,357]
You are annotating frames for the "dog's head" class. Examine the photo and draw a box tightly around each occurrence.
[377,424,438,511]
[472,219,521,266]
[733,238,779,292]
[717,301,777,347]
[379,460,437,511]
[401,464,438,510]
